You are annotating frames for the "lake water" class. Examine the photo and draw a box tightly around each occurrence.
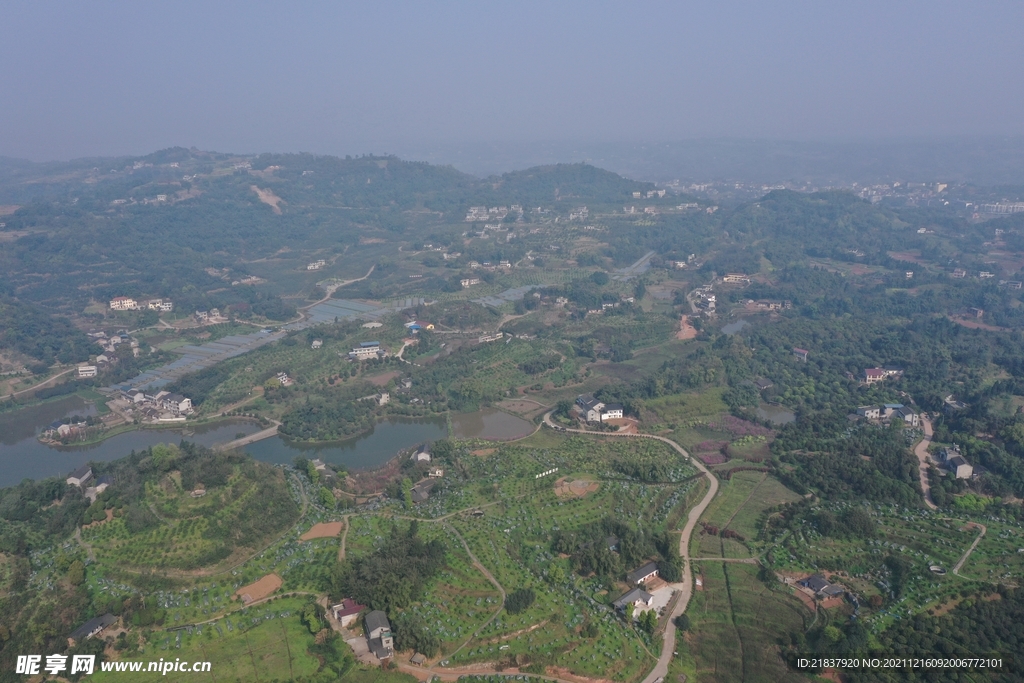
[0,401,529,486]
[244,417,447,470]
[451,408,535,440]
[0,396,263,487]
[756,404,796,424]
[721,319,750,335]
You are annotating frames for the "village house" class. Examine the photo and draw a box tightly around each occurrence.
[428,466,444,478]
[349,341,386,360]
[145,299,174,312]
[413,444,431,463]
[330,598,367,627]
[952,268,967,278]
[613,587,654,612]
[856,406,881,419]
[864,368,886,384]
[66,464,93,488]
[411,479,437,503]
[940,445,973,479]
[109,296,139,311]
[460,277,482,288]
[68,614,117,647]
[307,259,326,270]
[626,562,660,585]
[799,574,845,599]
[478,333,504,344]
[895,406,919,427]
[85,475,112,503]
[576,394,605,423]
[723,273,750,284]
[600,403,624,420]
[78,365,98,378]
[364,610,394,659]
[792,348,809,362]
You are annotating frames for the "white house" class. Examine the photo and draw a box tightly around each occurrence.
[413,444,431,463]
[66,464,93,488]
[856,406,880,419]
[77,365,98,378]
[600,403,624,420]
[109,297,139,311]
[626,562,660,585]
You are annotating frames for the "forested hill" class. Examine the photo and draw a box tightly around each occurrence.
[480,163,656,205]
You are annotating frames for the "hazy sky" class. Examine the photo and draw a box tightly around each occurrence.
[2,1,1023,161]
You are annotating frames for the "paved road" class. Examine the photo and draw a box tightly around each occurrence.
[215,420,281,451]
[914,416,939,510]
[542,413,720,683]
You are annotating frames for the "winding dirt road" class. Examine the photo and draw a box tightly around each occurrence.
[542,413,720,683]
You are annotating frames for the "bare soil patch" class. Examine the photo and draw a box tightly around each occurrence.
[676,315,697,340]
[950,316,1006,332]
[496,399,548,419]
[300,521,343,541]
[554,477,599,498]
[366,370,400,387]
[250,185,284,214]
[888,250,925,264]
[471,448,496,457]
[604,417,638,434]
[0,205,20,216]
[235,573,282,603]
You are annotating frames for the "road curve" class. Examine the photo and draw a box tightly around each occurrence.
[542,413,720,683]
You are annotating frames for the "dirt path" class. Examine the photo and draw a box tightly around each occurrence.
[2,367,75,400]
[914,416,939,510]
[439,523,507,663]
[338,516,350,561]
[74,528,96,563]
[952,523,987,575]
[541,412,720,683]
[691,557,758,564]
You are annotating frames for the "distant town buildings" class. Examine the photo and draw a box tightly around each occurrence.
[307,259,326,270]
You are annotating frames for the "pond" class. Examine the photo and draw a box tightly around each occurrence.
[244,416,447,471]
[756,403,796,425]
[0,396,263,487]
[451,408,535,440]
[721,319,750,335]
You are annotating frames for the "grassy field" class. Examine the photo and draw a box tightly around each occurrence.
[693,470,802,559]
[91,597,322,682]
[683,562,811,683]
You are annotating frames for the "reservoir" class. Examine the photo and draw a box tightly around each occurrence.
[0,396,263,488]
[450,408,535,440]
[0,400,530,486]
[244,417,448,470]
[721,319,750,335]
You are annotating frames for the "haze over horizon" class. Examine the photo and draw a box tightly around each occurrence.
[2,1,1023,179]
